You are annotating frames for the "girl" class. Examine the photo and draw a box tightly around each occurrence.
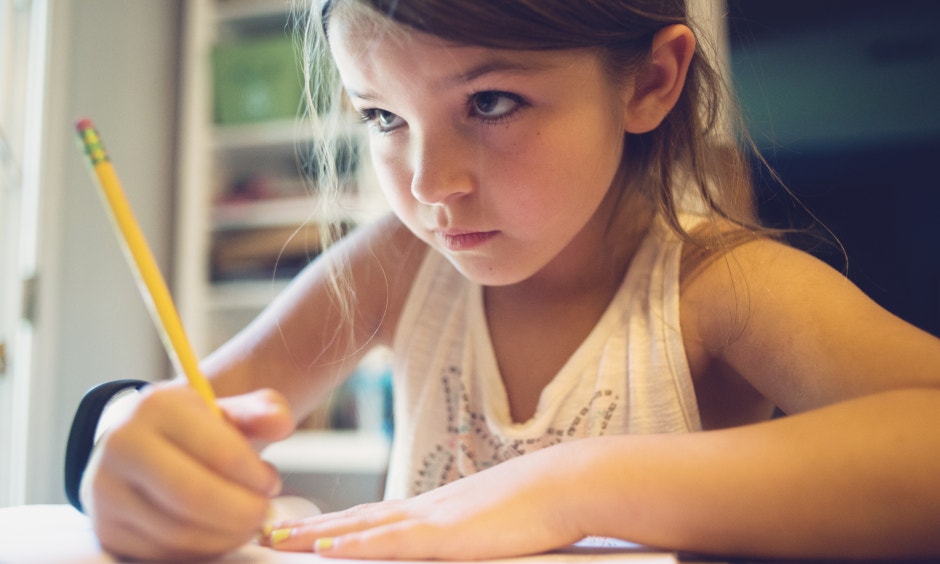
[77,0,940,561]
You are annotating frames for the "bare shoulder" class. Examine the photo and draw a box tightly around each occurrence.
[680,236,940,415]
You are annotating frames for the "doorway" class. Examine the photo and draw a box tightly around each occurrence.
[0,0,50,507]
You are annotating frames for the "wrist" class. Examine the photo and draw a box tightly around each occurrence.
[64,379,149,512]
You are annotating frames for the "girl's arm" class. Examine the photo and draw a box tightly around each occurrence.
[600,240,940,557]
[83,214,426,561]
[199,213,426,420]
[574,389,940,559]
[273,239,940,560]
[682,238,940,416]
[282,391,940,560]
[644,237,940,556]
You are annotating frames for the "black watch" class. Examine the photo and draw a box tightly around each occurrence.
[64,379,149,513]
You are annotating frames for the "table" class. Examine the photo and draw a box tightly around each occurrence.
[0,503,682,563]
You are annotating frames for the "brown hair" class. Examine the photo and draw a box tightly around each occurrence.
[302,0,766,247]
[287,0,787,353]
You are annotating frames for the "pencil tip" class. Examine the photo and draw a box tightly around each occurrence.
[75,118,93,132]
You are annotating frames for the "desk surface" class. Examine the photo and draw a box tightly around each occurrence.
[0,504,680,564]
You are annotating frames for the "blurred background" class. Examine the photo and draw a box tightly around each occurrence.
[1,0,938,508]
[728,0,940,336]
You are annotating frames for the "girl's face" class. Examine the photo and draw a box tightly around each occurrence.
[330,14,631,287]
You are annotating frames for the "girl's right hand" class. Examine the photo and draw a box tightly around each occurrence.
[80,383,293,561]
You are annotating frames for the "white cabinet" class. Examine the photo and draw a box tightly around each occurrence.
[174,0,388,508]
[177,0,383,355]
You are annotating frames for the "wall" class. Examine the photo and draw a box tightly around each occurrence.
[728,0,940,336]
[729,0,940,150]
[23,0,181,503]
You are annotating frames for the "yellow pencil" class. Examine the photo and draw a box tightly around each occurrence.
[75,118,220,416]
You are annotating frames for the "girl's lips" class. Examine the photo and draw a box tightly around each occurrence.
[435,230,499,251]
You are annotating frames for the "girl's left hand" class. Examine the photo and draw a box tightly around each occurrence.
[261,446,586,560]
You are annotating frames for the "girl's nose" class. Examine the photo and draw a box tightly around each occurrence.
[409,132,474,205]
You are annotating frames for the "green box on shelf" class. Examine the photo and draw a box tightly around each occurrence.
[212,35,302,125]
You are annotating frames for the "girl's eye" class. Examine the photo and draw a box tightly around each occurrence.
[470,91,524,121]
[359,108,405,133]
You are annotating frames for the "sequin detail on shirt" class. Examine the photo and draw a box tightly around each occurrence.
[411,364,620,495]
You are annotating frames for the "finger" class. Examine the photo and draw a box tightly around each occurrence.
[127,484,261,560]
[136,386,282,497]
[218,388,295,445]
[103,419,271,537]
[316,520,558,562]
[127,438,271,535]
[313,520,453,561]
[91,466,250,561]
[265,502,407,552]
[176,425,282,499]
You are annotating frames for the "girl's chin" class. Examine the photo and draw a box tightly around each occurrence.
[439,254,537,288]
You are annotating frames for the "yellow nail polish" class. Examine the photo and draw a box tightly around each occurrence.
[270,528,292,545]
[261,509,275,537]
[315,537,334,551]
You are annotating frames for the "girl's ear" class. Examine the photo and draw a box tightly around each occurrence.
[622,24,696,134]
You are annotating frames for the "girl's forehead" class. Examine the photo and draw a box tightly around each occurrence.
[328,7,464,61]
[329,12,599,90]
[329,17,464,91]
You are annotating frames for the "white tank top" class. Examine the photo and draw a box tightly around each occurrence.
[386,217,701,499]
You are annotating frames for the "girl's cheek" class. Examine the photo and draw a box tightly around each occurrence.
[370,153,414,200]
[374,166,411,203]
[373,170,420,226]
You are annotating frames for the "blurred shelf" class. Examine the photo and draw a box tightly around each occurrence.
[207,279,288,310]
[213,119,307,151]
[211,192,360,231]
[215,0,295,38]
[216,0,291,22]
[262,430,390,475]
[212,196,316,230]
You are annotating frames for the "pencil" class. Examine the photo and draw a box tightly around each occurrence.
[75,118,220,416]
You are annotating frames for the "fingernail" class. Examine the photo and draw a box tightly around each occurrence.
[270,528,292,545]
[255,510,276,545]
[314,537,334,552]
[261,508,276,537]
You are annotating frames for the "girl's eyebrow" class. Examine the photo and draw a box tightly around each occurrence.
[439,57,553,87]
[345,57,553,102]
[346,88,377,102]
